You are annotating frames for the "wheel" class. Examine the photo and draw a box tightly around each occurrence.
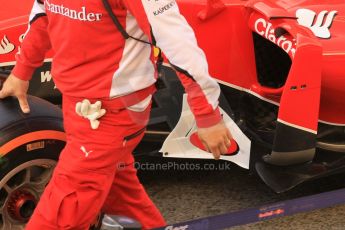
[0,138,65,230]
[0,159,56,230]
[0,96,65,229]
[0,133,65,230]
[0,134,65,229]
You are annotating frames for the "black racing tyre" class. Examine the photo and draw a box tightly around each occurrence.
[0,96,65,229]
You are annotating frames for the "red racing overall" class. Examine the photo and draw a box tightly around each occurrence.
[13,0,222,229]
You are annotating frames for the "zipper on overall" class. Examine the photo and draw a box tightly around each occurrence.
[123,127,146,147]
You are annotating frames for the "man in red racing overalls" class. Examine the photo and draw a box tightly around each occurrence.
[0,0,233,229]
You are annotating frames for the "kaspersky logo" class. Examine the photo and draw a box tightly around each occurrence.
[296,9,337,39]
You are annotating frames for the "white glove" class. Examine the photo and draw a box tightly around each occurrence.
[75,99,106,129]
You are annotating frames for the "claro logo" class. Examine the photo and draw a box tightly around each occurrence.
[254,18,296,57]
[296,9,337,39]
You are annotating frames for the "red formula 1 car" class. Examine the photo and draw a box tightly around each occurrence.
[0,0,345,228]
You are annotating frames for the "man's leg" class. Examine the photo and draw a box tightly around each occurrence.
[26,158,116,230]
[26,96,154,229]
[102,154,166,229]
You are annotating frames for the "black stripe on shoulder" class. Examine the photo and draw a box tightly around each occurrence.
[150,27,157,46]
[37,0,44,3]
[30,13,47,25]
[170,63,196,82]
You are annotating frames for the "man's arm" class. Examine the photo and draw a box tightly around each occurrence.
[12,0,51,80]
[0,0,51,113]
[124,0,232,158]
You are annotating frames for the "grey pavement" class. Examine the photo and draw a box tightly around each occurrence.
[137,157,345,230]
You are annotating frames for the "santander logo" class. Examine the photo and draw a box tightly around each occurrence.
[254,18,296,57]
[296,9,337,39]
[45,0,103,22]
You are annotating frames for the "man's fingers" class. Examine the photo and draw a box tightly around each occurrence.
[226,128,232,140]
[223,135,231,148]
[17,94,30,113]
[201,140,211,153]
[0,90,5,99]
[0,88,10,99]
[219,141,228,155]
[200,139,224,160]
[209,145,221,160]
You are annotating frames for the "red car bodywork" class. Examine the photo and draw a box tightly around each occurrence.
[181,0,345,128]
[1,0,345,126]
[1,0,345,192]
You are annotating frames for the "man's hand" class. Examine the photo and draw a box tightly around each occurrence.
[197,120,233,160]
[0,74,30,113]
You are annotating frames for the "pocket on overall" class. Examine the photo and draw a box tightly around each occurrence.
[36,170,108,228]
[36,174,78,228]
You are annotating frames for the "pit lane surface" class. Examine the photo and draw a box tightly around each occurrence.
[137,157,345,229]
